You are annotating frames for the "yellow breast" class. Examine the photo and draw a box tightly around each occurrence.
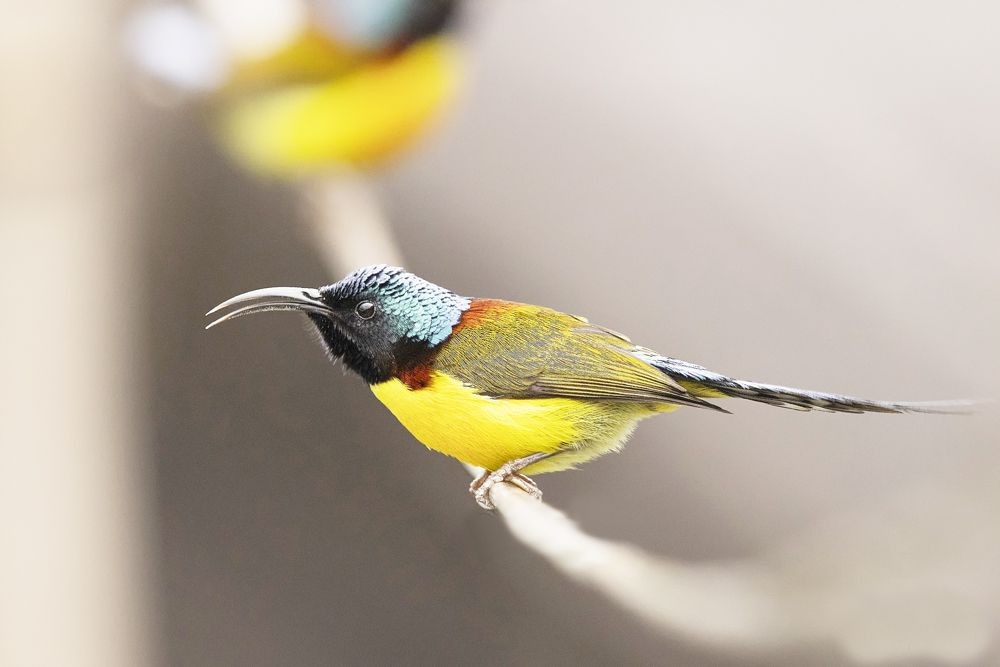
[370,371,666,473]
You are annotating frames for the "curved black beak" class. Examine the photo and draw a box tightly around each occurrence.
[205,287,333,329]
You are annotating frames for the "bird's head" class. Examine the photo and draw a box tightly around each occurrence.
[207,265,470,384]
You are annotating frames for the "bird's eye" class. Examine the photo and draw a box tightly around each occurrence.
[355,301,376,320]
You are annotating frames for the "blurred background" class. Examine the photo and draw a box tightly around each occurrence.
[3,1,999,665]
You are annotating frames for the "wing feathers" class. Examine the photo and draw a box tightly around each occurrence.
[436,301,726,410]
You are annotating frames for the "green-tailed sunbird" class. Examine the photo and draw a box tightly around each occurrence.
[207,266,972,509]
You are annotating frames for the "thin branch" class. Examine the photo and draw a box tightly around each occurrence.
[466,464,788,650]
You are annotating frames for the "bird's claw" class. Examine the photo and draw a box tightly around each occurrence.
[469,470,542,511]
[469,452,551,510]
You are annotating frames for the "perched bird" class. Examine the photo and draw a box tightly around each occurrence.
[207,265,971,509]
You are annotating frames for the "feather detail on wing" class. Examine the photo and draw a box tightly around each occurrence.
[436,301,728,412]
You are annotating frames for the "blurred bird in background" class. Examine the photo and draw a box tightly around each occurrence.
[127,0,462,175]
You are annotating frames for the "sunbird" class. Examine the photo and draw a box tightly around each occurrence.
[207,265,971,509]
[128,0,462,174]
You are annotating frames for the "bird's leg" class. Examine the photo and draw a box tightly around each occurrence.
[469,452,553,511]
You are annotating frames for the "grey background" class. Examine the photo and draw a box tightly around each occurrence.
[143,1,1000,664]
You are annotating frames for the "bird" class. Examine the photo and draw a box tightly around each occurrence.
[207,265,973,510]
[128,0,462,174]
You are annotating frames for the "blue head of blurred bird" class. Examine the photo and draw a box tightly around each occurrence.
[207,265,973,509]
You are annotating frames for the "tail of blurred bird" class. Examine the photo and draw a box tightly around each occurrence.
[653,356,979,415]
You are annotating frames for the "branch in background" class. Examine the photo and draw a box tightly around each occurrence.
[308,175,999,665]
[301,175,404,273]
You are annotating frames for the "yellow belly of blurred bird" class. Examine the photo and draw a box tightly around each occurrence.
[370,371,674,474]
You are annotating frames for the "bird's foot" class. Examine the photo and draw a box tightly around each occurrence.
[469,453,550,510]
[470,471,542,510]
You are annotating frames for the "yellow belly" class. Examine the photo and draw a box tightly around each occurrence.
[370,371,670,474]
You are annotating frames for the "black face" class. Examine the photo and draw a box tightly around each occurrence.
[308,295,397,385]
[308,290,437,386]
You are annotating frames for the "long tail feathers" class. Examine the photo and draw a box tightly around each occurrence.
[651,356,980,415]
